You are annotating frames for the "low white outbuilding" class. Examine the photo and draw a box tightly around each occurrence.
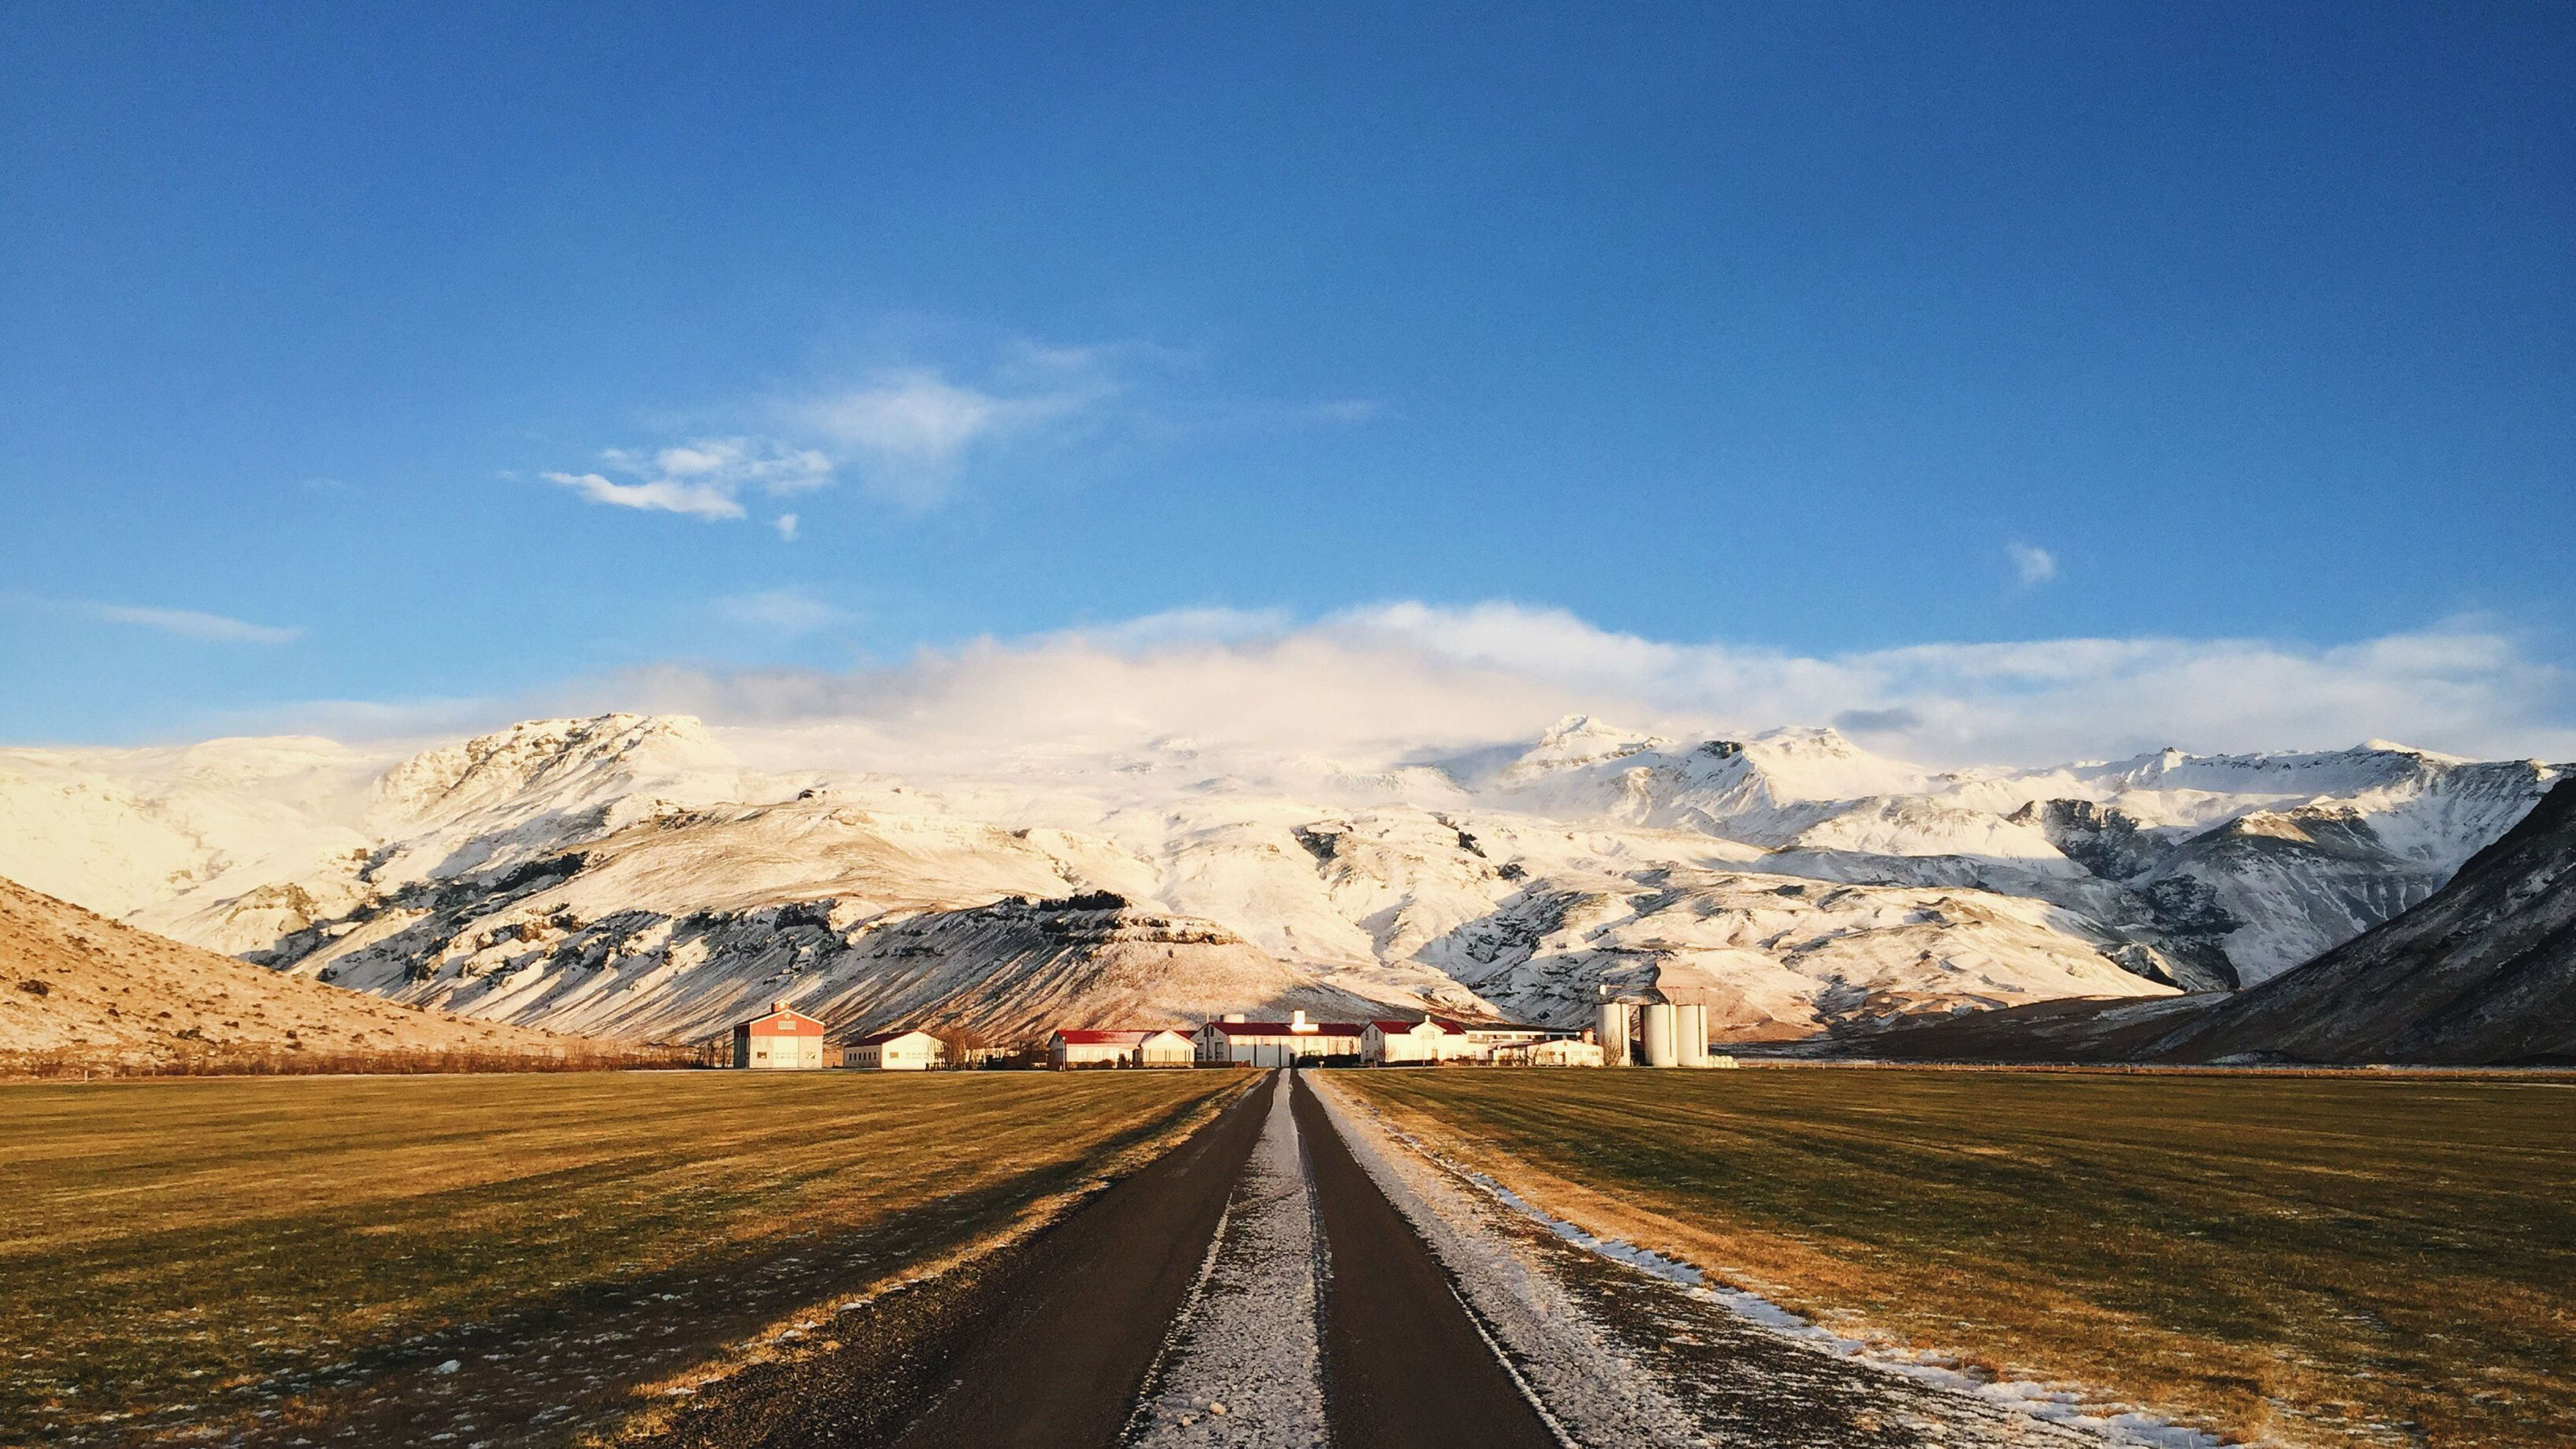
[1049,1028,1196,1068]
[846,1028,947,1071]
[1360,1017,1474,1065]
[1517,1037,1606,1067]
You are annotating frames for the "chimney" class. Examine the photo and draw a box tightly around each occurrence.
[772,998,789,1014]
[1290,1008,1316,1033]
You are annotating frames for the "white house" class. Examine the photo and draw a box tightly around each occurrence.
[1193,1010,1364,1066]
[846,1028,947,1071]
[1360,1017,1474,1065]
[1049,1028,1197,1068]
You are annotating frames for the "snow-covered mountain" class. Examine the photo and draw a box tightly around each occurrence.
[2145,776,2576,1065]
[1,713,2560,1044]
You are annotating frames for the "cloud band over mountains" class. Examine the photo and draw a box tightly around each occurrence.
[539,602,2575,771]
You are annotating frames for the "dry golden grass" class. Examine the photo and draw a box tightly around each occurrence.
[0,1069,1238,1444]
[1342,1067,2576,1448]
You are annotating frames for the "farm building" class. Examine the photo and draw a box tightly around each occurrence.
[1193,1010,1364,1066]
[846,1028,947,1070]
[1361,1017,1474,1065]
[1499,1036,1606,1067]
[1049,1028,1195,1069]
[1462,1022,1571,1055]
[732,1000,826,1070]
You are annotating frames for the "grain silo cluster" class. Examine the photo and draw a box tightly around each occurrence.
[1593,1000,1731,1068]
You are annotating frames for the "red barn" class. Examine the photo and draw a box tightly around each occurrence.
[732,999,826,1069]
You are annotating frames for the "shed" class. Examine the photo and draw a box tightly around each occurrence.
[847,1028,947,1071]
[733,1000,826,1069]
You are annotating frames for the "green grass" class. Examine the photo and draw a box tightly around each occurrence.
[0,1069,1238,1442]
[1340,1067,2576,1449]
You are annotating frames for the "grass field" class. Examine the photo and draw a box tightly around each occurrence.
[0,1068,1240,1445]
[1339,1066,2576,1449]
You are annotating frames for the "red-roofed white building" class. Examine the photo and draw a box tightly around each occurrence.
[1049,1028,1195,1069]
[732,1000,826,1070]
[1192,1010,1365,1066]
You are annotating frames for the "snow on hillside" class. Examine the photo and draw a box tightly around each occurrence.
[5,712,2562,1044]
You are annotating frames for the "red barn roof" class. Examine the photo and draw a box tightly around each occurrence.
[736,1001,824,1032]
[1203,1020,1364,1037]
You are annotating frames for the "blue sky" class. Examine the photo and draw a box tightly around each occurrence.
[3,2,2571,755]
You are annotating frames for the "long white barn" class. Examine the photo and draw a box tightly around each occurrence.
[1193,1010,1364,1066]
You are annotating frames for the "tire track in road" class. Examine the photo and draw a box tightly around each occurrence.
[1290,1069,1566,1449]
[881,1072,1278,1449]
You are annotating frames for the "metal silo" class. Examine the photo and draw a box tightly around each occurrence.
[1641,1002,1678,1067]
[1595,1002,1633,1066]
[1678,1004,1709,1066]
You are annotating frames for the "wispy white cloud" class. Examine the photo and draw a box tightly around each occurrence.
[799,372,1007,463]
[788,352,1116,509]
[79,602,305,644]
[2008,541,2058,585]
[543,437,833,521]
[545,470,745,519]
[773,513,800,541]
[536,336,1281,523]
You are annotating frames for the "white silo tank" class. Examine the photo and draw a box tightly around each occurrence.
[1678,1004,1709,1066]
[1641,1002,1678,1067]
[1595,1002,1632,1066]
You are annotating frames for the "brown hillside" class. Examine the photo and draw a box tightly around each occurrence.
[0,873,600,1071]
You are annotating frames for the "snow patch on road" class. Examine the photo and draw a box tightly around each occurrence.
[1126,1075,1328,1448]
[1316,1077,2229,1449]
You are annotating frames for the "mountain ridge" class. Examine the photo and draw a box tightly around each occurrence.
[2,713,2561,1045]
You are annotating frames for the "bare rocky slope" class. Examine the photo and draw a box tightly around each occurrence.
[1,714,2561,1046]
[0,873,590,1069]
[2143,776,2576,1065]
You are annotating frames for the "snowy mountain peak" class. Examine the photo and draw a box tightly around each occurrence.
[369,714,735,830]
[1733,726,1933,804]
[1497,716,1671,782]
[2356,738,2469,763]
